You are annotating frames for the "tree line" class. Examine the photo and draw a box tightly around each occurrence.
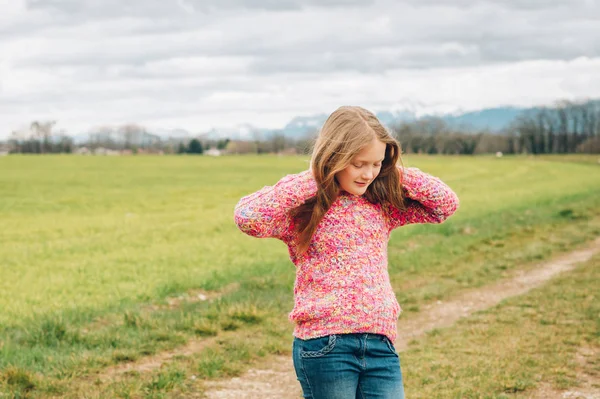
[392,99,600,155]
[5,121,75,154]
[509,100,600,154]
[3,99,599,155]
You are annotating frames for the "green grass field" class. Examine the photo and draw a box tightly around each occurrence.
[1,154,599,398]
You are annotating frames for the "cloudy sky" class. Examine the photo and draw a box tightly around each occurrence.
[1,0,599,137]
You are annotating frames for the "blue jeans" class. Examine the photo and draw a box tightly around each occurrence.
[292,333,405,399]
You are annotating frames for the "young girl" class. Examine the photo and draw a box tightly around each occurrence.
[234,106,459,399]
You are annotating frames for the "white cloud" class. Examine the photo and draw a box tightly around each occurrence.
[1,0,600,137]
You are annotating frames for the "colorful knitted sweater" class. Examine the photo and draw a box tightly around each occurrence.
[233,166,459,343]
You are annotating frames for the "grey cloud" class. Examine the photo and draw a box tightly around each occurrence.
[12,0,599,40]
[5,0,600,77]
[24,0,586,15]
[0,64,265,107]
[247,48,479,74]
[395,0,593,10]
[25,0,373,17]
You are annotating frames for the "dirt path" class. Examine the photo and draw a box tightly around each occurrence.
[201,238,600,399]
[99,284,241,378]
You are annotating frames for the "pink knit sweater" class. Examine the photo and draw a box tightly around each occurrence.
[234,166,459,343]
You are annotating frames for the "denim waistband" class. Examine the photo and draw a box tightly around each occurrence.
[339,333,386,340]
[294,333,387,341]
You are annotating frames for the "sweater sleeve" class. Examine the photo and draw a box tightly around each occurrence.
[233,169,318,241]
[385,166,459,230]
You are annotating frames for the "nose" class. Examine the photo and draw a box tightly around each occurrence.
[362,167,375,181]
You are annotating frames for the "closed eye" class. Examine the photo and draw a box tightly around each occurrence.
[353,163,382,168]
[352,162,382,168]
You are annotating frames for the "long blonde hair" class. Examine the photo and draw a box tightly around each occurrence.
[289,105,406,254]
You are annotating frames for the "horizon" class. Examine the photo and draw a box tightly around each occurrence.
[4,98,596,140]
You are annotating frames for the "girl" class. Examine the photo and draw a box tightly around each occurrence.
[234,106,459,399]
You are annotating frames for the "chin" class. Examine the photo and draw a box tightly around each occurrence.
[349,187,368,196]
[341,183,368,196]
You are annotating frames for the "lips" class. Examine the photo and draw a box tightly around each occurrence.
[355,181,368,186]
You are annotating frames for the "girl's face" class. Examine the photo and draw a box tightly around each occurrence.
[335,138,386,196]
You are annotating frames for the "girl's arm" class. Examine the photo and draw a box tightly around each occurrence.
[386,166,459,230]
[234,169,318,240]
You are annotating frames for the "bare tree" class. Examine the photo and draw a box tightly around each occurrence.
[30,120,56,153]
[118,124,145,150]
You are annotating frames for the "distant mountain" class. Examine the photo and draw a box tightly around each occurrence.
[72,128,162,146]
[7,101,598,143]
[153,128,191,138]
[70,105,520,144]
[439,107,525,132]
[197,124,284,141]
[277,110,419,140]
[137,105,528,141]
[71,133,90,144]
[375,110,417,126]
[267,106,525,139]
[282,114,329,138]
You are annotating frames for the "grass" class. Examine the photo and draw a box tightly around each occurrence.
[530,153,600,165]
[0,154,599,397]
[403,253,600,398]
